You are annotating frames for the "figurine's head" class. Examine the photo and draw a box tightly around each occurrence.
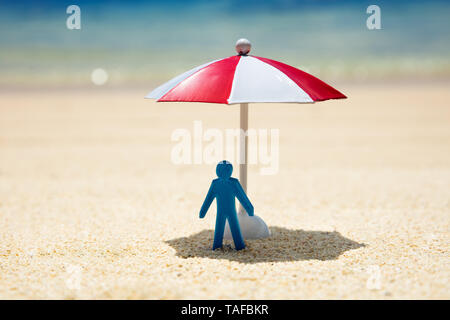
[216,160,233,179]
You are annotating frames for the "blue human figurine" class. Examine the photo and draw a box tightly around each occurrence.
[199,160,254,250]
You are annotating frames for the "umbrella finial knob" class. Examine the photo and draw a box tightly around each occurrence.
[235,38,251,55]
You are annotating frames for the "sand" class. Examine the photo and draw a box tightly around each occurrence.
[0,83,449,299]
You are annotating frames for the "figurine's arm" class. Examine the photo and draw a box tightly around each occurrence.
[199,182,215,218]
[233,179,254,216]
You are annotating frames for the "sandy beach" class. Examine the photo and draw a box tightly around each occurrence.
[0,82,449,299]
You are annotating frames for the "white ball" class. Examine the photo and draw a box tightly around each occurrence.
[224,212,270,240]
[235,38,251,55]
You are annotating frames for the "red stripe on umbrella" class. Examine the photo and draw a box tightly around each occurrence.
[159,55,241,104]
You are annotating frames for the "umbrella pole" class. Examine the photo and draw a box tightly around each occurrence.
[239,103,248,214]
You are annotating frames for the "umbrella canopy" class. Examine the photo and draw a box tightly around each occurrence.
[146,55,346,104]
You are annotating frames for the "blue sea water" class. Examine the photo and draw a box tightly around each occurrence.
[1,0,449,86]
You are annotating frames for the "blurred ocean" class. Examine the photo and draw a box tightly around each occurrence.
[1,0,449,87]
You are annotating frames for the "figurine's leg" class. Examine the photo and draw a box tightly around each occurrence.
[227,214,245,250]
[212,214,226,250]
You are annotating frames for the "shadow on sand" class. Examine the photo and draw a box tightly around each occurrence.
[166,227,365,263]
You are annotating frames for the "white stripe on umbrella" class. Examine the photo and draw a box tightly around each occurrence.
[227,56,314,104]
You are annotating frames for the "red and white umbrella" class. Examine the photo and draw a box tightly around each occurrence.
[146,45,345,104]
[146,39,346,239]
